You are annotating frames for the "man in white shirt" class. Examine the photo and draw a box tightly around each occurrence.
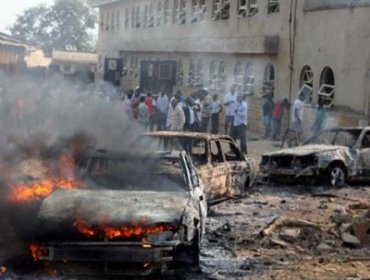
[292,92,305,142]
[233,94,248,154]
[224,85,237,135]
[211,94,223,134]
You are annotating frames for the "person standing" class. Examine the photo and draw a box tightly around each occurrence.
[183,97,198,132]
[145,92,156,131]
[138,95,149,131]
[211,94,223,134]
[200,93,211,132]
[224,85,237,135]
[272,98,289,141]
[292,92,305,143]
[156,91,169,131]
[169,98,185,132]
[262,93,274,139]
[311,98,327,135]
[233,94,248,154]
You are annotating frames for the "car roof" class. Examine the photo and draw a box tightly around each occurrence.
[146,131,234,142]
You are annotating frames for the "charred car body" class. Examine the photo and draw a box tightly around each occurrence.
[261,127,370,187]
[146,132,256,204]
[31,150,207,275]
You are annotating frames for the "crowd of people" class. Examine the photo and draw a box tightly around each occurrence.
[124,85,329,154]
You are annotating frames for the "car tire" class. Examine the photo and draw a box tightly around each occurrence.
[326,164,346,188]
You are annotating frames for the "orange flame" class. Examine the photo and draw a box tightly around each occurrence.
[74,217,174,241]
[30,243,42,261]
[0,266,7,275]
[8,179,81,202]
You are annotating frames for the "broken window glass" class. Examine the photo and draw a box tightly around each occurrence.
[318,67,335,108]
[238,0,258,18]
[268,0,280,13]
[213,0,230,21]
[300,66,314,105]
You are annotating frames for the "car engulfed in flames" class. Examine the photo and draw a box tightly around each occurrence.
[27,150,207,276]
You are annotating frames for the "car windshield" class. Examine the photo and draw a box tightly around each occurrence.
[83,155,188,192]
[305,129,362,147]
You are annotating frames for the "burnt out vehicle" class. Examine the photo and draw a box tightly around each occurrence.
[146,132,256,205]
[31,150,207,276]
[261,127,370,187]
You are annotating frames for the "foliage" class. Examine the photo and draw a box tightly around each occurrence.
[9,0,97,53]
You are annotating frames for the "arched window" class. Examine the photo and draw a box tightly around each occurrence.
[125,8,129,29]
[144,5,149,27]
[299,66,314,105]
[318,67,335,108]
[173,0,179,24]
[157,1,163,26]
[164,0,170,25]
[188,59,196,86]
[219,61,227,90]
[263,63,275,97]
[244,63,255,95]
[234,62,244,93]
[210,60,218,89]
[176,59,184,85]
[196,60,204,86]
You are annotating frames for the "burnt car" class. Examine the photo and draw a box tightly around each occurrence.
[31,150,207,276]
[146,132,256,204]
[261,127,370,187]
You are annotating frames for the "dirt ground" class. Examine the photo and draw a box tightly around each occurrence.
[1,139,370,280]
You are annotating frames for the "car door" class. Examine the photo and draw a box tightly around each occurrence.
[196,140,230,202]
[358,130,370,177]
[219,139,249,196]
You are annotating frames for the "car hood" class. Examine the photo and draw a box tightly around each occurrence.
[263,144,345,157]
[38,189,190,226]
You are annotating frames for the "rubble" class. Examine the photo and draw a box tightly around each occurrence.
[279,228,301,243]
[316,243,333,251]
[341,233,361,247]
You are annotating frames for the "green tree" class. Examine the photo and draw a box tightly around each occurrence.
[9,0,97,53]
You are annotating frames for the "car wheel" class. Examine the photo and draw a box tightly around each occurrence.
[326,164,346,188]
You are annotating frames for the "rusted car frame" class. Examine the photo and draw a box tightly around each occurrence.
[146,131,255,203]
[261,127,370,187]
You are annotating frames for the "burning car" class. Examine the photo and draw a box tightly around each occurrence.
[146,132,256,204]
[261,127,370,187]
[30,150,207,276]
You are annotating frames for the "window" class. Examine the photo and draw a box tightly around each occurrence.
[191,0,206,23]
[125,8,129,29]
[195,60,204,86]
[148,3,154,27]
[268,0,279,13]
[100,11,104,30]
[144,5,149,27]
[111,11,115,30]
[134,57,139,79]
[213,0,230,20]
[262,63,275,97]
[187,59,196,86]
[220,141,243,161]
[318,67,335,108]
[244,63,255,95]
[131,7,136,28]
[210,141,224,163]
[177,59,184,85]
[238,0,258,18]
[299,66,314,105]
[173,0,179,23]
[219,61,227,90]
[164,0,170,25]
[106,13,110,30]
[136,6,141,28]
[130,56,135,77]
[116,10,120,30]
[209,60,218,89]
[157,1,163,26]
[234,62,244,93]
[176,0,187,24]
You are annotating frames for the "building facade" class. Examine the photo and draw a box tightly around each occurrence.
[91,0,370,135]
